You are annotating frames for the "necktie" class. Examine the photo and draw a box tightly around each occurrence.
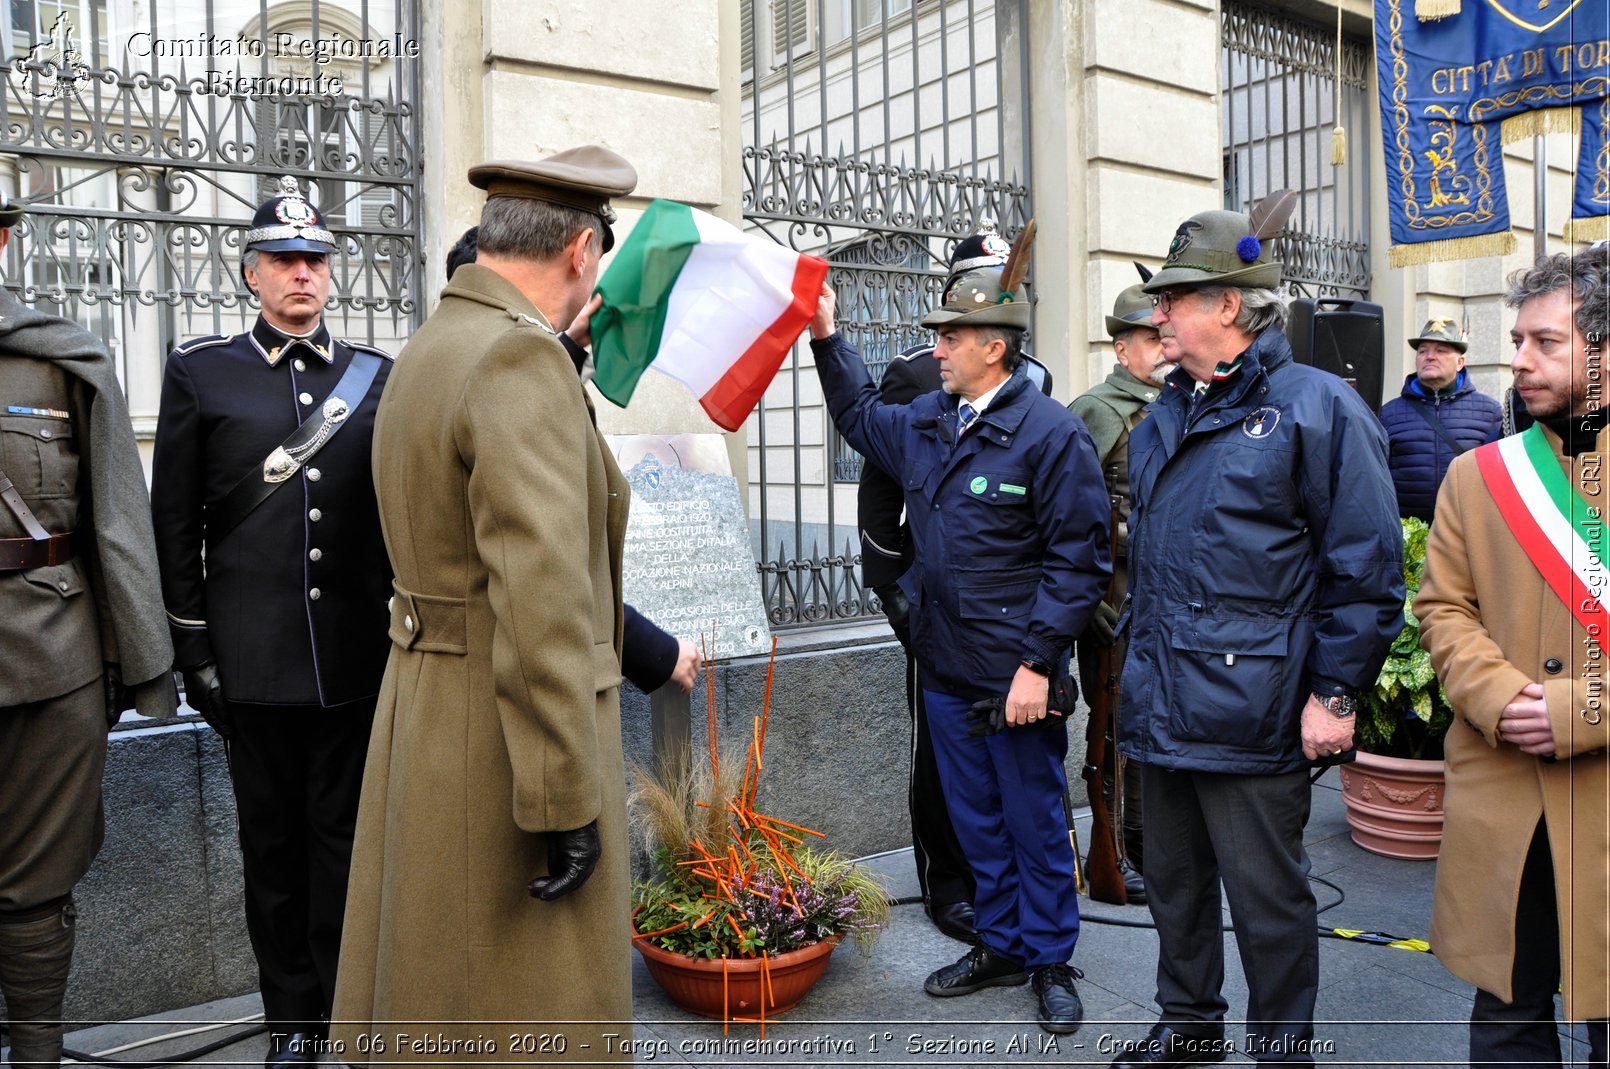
[958,401,979,437]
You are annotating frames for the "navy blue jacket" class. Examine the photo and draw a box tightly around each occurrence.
[1379,370,1502,521]
[1119,325,1404,773]
[813,333,1110,700]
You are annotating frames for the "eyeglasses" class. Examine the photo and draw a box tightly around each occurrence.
[1150,290,1186,315]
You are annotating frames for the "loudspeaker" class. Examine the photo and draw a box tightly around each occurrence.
[1286,297,1386,413]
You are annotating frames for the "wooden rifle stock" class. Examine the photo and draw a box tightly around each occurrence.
[1080,497,1127,905]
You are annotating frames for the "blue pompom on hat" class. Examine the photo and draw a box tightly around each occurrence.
[1235,235,1262,263]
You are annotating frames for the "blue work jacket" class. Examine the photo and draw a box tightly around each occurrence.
[812,332,1111,701]
[1118,325,1404,773]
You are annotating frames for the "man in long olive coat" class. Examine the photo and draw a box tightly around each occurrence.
[331,146,638,1063]
[1415,247,1609,1068]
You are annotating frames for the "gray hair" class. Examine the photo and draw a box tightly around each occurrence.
[1504,248,1610,344]
[971,325,1024,372]
[478,197,600,261]
[1193,285,1289,334]
[242,248,259,277]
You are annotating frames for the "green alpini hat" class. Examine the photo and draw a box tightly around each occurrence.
[1407,317,1468,354]
[922,219,1035,330]
[1106,265,1158,337]
[1143,190,1297,294]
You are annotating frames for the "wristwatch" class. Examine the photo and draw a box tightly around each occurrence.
[1317,693,1357,719]
[1020,655,1051,677]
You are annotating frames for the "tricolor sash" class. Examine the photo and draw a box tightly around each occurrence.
[1474,424,1610,640]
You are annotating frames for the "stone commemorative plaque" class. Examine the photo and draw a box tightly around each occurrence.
[612,434,770,662]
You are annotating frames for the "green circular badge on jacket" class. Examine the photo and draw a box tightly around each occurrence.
[970,476,988,494]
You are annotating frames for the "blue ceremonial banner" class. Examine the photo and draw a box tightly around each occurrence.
[1376,0,1610,264]
[1570,95,1610,242]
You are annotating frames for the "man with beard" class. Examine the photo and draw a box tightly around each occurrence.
[1415,247,1609,1069]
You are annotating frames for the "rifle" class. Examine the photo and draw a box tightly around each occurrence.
[1080,496,1127,905]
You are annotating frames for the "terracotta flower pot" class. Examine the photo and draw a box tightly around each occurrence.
[1339,749,1446,860]
[632,928,840,1020]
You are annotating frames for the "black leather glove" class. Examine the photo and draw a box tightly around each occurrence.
[966,675,1079,737]
[1084,601,1120,647]
[180,661,230,740]
[966,696,1008,737]
[873,582,911,651]
[103,662,133,728]
[528,820,601,901]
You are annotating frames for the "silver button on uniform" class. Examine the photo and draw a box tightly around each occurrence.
[299,392,313,406]
[309,548,322,562]
[293,359,307,372]
[307,467,321,482]
[309,587,321,600]
[309,508,322,522]
[404,614,414,632]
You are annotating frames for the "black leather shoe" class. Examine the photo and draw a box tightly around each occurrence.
[1119,858,1148,905]
[923,943,1029,997]
[266,1032,320,1066]
[930,900,978,943]
[1032,963,1085,1034]
[1108,1022,1229,1067]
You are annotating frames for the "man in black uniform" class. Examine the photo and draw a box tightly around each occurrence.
[150,177,392,1066]
[0,195,175,1069]
[855,223,1051,942]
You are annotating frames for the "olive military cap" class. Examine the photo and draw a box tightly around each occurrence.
[1407,317,1468,354]
[469,145,638,252]
[920,265,1029,330]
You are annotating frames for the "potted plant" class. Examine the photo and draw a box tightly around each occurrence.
[1340,516,1453,859]
[628,652,890,1026]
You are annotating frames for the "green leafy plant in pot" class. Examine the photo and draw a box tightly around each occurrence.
[1356,516,1454,760]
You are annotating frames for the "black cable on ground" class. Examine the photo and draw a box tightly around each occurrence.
[886,872,1431,951]
[60,1023,268,1067]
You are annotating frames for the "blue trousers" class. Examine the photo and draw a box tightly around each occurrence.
[922,688,1080,968]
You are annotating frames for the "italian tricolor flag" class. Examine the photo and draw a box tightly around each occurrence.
[1475,424,1610,639]
[591,199,829,432]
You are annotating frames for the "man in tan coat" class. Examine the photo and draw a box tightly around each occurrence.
[1416,246,1609,1069]
[331,147,637,1064]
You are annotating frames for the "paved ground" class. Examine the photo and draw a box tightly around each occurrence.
[49,771,1596,1067]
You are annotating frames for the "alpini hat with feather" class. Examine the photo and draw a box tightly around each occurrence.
[1106,262,1158,337]
[921,220,1036,330]
[1142,189,1297,293]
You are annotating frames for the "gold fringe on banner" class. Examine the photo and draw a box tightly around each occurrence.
[1388,231,1518,268]
[1501,107,1581,145]
[1415,0,1460,20]
[1562,216,1610,245]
